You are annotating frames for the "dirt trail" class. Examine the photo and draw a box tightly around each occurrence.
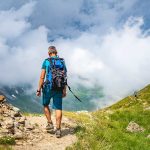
[13,114,77,150]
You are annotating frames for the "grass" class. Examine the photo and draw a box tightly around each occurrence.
[63,111,91,124]
[22,112,44,116]
[0,136,15,145]
[65,84,150,150]
[0,146,12,150]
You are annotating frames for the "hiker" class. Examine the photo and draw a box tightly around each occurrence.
[36,46,67,138]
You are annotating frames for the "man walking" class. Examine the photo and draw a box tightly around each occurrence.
[36,46,67,138]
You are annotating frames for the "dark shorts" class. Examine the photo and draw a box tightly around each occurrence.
[42,90,63,110]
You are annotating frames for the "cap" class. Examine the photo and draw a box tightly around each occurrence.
[48,46,57,54]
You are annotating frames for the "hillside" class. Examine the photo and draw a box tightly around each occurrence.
[0,85,149,150]
[0,85,43,113]
[65,84,150,150]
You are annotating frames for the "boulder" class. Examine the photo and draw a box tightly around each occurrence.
[11,106,21,117]
[0,95,5,102]
[0,128,9,135]
[126,121,145,133]
[33,129,40,133]
[4,119,14,129]
[18,117,26,124]
[14,131,24,139]
[11,111,22,117]
[25,124,34,130]
[144,107,150,111]
[12,106,20,112]
[18,125,25,131]
[147,134,150,138]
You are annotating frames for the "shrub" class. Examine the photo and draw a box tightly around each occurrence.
[0,136,15,145]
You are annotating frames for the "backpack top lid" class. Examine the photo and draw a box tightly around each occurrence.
[47,56,64,69]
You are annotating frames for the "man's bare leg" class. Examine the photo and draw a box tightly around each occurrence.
[56,110,62,129]
[44,106,52,123]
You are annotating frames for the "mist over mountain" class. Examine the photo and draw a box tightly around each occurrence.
[0,84,104,112]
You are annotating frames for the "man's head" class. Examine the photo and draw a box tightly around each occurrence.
[48,46,57,56]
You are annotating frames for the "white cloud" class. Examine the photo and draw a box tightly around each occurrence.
[0,2,49,87]
[55,17,150,105]
[0,2,35,39]
[0,1,150,109]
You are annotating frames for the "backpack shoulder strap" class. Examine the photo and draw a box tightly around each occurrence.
[58,58,64,64]
[47,58,54,69]
[59,58,64,60]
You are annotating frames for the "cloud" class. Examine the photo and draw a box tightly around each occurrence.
[0,0,140,38]
[0,1,150,109]
[55,17,150,105]
[0,1,49,86]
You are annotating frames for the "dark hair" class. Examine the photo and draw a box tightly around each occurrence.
[48,46,57,54]
[48,46,56,50]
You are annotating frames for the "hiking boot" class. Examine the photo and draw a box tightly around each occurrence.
[46,122,54,134]
[55,128,61,138]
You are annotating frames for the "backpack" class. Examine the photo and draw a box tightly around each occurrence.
[44,57,67,91]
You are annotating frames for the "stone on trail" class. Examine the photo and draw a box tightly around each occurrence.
[4,118,14,129]
[0,95,5,102]
[14,131,24,139]
[126,121,145,133]
[11,106,22,117]
[0,128,9,135]
[12,106,20,112]
[25,124,34,130]
[18,116,26,124]
[147,134,150,138]
[32,128,40,133]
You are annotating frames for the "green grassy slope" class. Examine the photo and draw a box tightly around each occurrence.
[65,84,150,150]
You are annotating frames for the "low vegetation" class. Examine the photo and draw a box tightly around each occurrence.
[0,136,15,145]
[65,84,150,150]
[0,146,12,150]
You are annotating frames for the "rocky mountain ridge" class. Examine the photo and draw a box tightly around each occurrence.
[0,86,43,113]
[0,95,40,144]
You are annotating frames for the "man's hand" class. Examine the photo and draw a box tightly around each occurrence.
[36,90,41,97]
[62,88,67,98]
[37,69,45,97]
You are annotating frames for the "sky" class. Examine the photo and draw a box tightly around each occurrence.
[0,0,150,107]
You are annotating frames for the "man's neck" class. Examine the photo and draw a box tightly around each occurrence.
[50,54,57,57]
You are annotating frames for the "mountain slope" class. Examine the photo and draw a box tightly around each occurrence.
[0,85,43,113]
[65,84,150,150]
[0,84,104,112]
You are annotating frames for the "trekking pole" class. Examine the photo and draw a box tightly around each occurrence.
[67,84,82,102]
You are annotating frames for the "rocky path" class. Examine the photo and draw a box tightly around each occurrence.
[13,115,77,150]
[0,95,77,150]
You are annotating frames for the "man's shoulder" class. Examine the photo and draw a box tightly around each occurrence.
[44,58,51,61]
[43,57,66,64]
[57,57,65,61]
[42,58,50,66]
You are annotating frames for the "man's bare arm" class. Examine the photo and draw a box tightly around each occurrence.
[62,85,67,97]
[37,69,46,96]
